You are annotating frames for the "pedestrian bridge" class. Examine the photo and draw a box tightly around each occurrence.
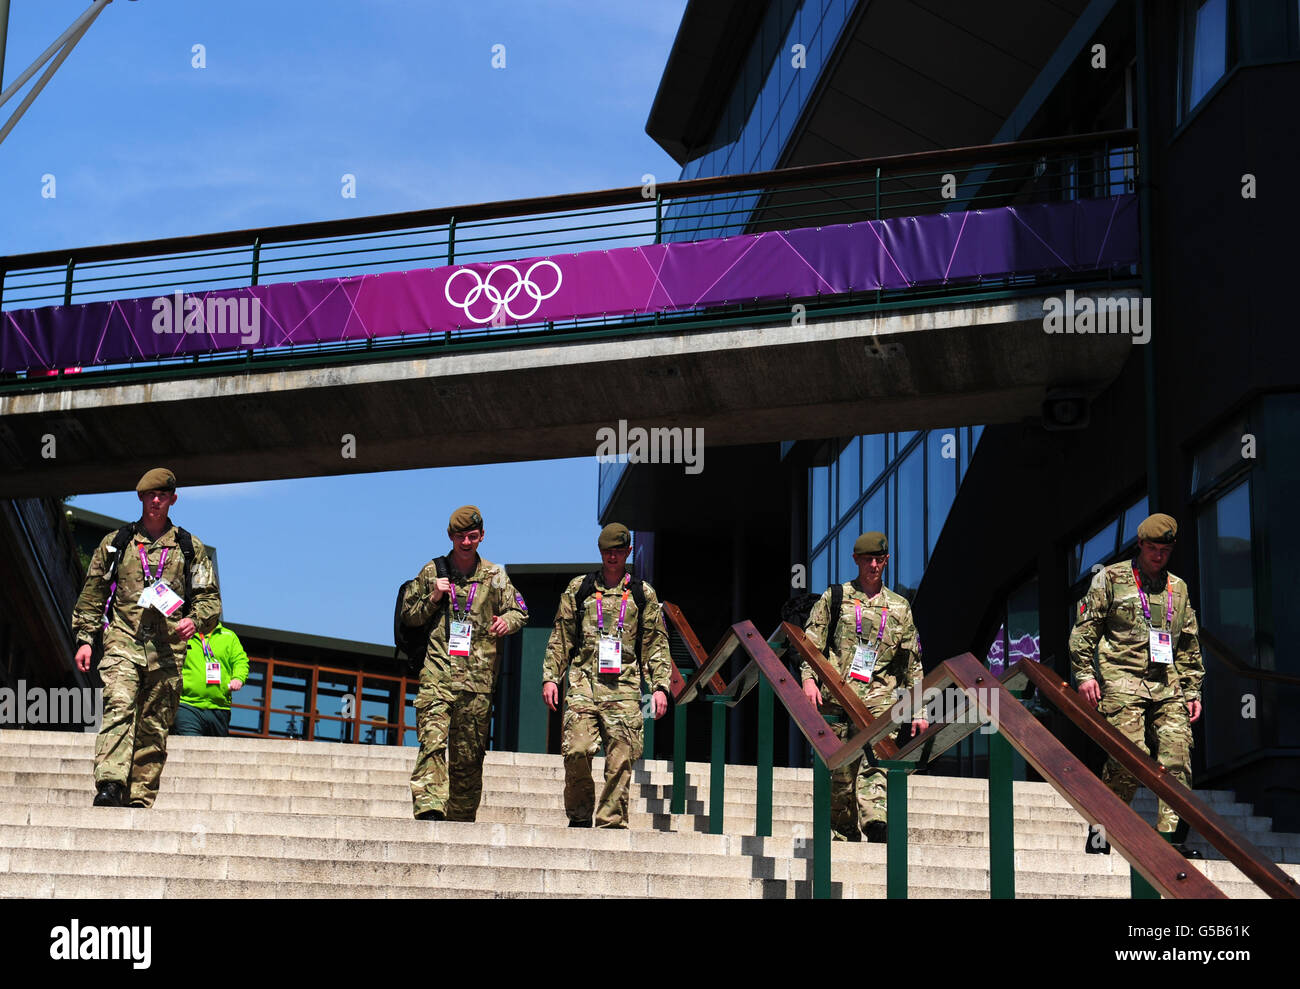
[0,131,1139,497]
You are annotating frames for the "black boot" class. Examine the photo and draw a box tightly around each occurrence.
[863,821,888,844]
[414,809,445,821]
[568,818,592,828]
[93,781,126,807]
[1085,824,1111,854]
[1168,819,1202,858]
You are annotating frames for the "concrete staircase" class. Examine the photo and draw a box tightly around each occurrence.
[1,728,1296,898]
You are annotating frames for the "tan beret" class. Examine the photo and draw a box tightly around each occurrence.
[135,467,176,493]
[1136,513,1178,543]
[447,505,484,534]
[853,531,889,555]
[598,522,632,551]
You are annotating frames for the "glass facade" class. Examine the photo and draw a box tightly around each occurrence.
[807,426,983,600]
[662,0,859,242]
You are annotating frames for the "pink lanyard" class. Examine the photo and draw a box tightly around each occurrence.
[449,582,477,621]
[854,600,888,643]
[139,544,168,584]
[1132,568,1173,630]
[596,577,630,635]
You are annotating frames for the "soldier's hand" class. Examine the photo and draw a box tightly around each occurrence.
[653,690,668,719]
[1078,679,1101,707]
[910,717,929,737]
[75,644,93,673]
[1187,699,1202,723]
[802,678,822,708]
[430,577,452,602]
[175,618,196,640]
[489,615,510,637]
[542,681,560,711]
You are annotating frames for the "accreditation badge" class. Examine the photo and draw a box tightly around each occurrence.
[449,621,473,658]
[206,659,222,685]
[598,636,622,675]
[149,580,185,616]
[1149,629,1174,665]
[849,643,879,684]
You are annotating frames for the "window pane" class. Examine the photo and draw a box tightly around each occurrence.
[861,434,886,486]
[1187,0,1229,110]
[230,704,264,735]
[404,681,418,746]
[1122,495,1149,546]
[1198,480,1257,663]
[811,546,829,593]
[315,670,356,718]
[268,708,307,740]
[810,463,829,545]
[1077,520,1119,580]
[1191,416,1249,496]
[361,676,401,727]
[312,715,354,743]
[860,486,885,542]
[236,660,266,710]
[838,437,860,521]
[927,429,959,557]
[1007,577,1040,665]
[270,664,310,714]
[895,446,924,598]
[836,523,856,586]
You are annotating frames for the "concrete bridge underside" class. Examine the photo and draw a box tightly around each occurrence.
[0,291,1138,497]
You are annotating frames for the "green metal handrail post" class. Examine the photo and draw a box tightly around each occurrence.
[447,216,456,265]
[989,726,1015,898]
[709,695,726,835]
[882,759,911,899]
[756,676,773,837]
[63,258,74,305]
[250,237,261,286]
[813,752,831,899]
[654,193,663,244]
[671,700,687,815]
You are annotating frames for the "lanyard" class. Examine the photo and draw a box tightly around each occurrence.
[854,600,888,643]
[198,633,214,659]
[449,582,477,621]
[1132,568,1173,630]
[138,545,168,585]
[596,577,630,636]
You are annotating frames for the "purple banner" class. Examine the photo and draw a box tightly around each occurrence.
[2,195,1136,372]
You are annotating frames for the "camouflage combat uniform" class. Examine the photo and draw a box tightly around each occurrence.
[543,573,672,828]
[801,582,922,840]
[401,555,527,821]
[1070,559,1203,831]
[72,523,221,807]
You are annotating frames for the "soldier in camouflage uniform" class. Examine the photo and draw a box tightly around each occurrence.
[1071,513,1204,857]
[542,523,672,828]
[72,468,222,808]
[401,506,527,822]
[801,532,928,842]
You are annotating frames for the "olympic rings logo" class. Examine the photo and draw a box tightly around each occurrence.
[443,260,563,325]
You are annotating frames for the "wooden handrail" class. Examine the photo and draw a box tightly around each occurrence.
[1198,627,1300,687]
[660,602,727,698]
[1003,659,1298,899]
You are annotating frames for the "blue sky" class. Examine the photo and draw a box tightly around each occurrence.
[3,0,688,643]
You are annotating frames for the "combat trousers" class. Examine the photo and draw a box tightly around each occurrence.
[1099,685,1193,832]
[827,694,894,841]
[562,695,644,828]
[410,680,492,821]
[95,655,182,808]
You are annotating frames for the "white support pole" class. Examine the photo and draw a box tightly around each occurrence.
[0,0,110,109]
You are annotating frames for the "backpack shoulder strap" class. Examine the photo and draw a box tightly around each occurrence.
[569,572,600,653]
[434,556,448,578]
[824,582,844,658]
[174,526,196,613]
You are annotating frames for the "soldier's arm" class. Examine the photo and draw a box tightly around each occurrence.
[640,585,673,694]
[898,607,923,691]
[1068,570,1111,686]
[800,591,833,683]
[542,581,579,684]
[187,539,222,636]
[401,563,443,627]
[71,535,115,646]
[496,571,529,634]
[1177,599,1204,702]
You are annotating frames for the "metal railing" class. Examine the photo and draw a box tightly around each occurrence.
[658,605,1294,899]
[1,129,1137,388]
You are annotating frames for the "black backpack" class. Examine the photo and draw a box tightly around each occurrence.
[393,556,449,675]
[570,572,651,673]
[823,583,844,660]
[99,523,197,634]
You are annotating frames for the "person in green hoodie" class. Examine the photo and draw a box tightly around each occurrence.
[173,623,250,737]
